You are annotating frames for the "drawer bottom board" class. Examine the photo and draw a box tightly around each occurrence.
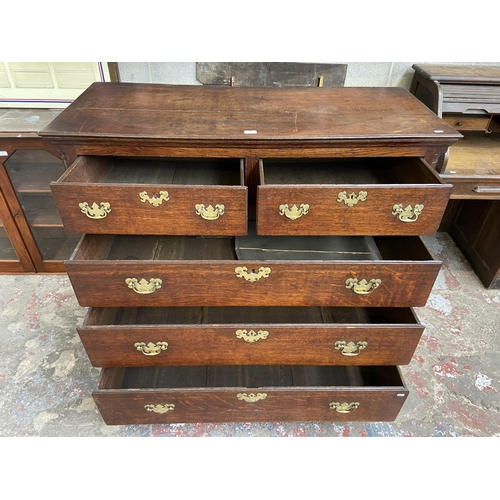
[94,365,408,424]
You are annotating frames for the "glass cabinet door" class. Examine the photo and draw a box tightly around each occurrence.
[4,148,80,272]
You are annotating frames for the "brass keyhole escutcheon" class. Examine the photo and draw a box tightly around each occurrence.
[235,329,269,343]
[235,266,271,282]
[144,404,175,414]
[337,191,367,207]
[139,190,170,207]
[237,393,267,403]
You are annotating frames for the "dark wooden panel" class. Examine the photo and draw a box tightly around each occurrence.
[196,62,347,88]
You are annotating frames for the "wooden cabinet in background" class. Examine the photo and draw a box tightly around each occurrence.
[0,109,80,273]
[411,64,500,289]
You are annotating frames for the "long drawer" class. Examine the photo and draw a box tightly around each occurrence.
[256,157,452,235]
[93,365,409,425]
[65,232,441,308]
[79,306,424,367]
[50,156,248,236]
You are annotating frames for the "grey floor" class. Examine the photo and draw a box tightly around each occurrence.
[1,232,499,437]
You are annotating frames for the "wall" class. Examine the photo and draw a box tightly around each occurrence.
[116,62,500,89]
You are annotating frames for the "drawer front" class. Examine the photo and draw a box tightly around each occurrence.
[51,156,247,236]
[66,259,440,308]
[257,158,451,236]
[94,389,408,424]
[442,114,491,131]
[93,365,408,425]
[52,184,248,236]
[79,323,424,367]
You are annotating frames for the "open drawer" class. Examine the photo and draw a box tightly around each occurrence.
[79,306,424,367]
[65,229,441,308]
[51,156,247,236]
[93,365,409,424]
[256,157,452,235]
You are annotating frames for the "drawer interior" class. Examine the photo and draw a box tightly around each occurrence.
[71,233,434,263]
[85,305,420,326]
[99,365,405,390]
[259,157,442,186]
[58,156,245,187]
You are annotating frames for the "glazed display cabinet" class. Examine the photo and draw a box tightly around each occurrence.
[0,109,80,273]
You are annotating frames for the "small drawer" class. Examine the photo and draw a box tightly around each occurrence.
[51,156,247,236]
[442,176,500,200]
[79,306,424,367]
[93,365,409,424]
[442,114,491,131]
[256,157,452,236]
[65,228,441,308]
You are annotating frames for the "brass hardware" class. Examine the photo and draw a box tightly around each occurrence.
[279,203,309,220]
[334,341,368,356]
[235,266,271,282]
[237,393,267,403]
[79,202,111,219]
[125,278,162,294]
[134,341,169,356]
[139,190,170,207]
[144,404,175,414]
[345,278,381,294]
[235,329,269,343]
[195,204,225,220]
[337,191,368,207]
[392,203,424,222]
[329,402,360,413]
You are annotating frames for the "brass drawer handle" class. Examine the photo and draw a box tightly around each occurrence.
[144,404,175,414]
[472,186,500,193]
[235,329,269,343]
[195,204,225,220]
[235,266,271,282]
[334,341,368,356]
[345,278,381,294]
[392,203,424,222]
[125,278,162,294]
[139,190,170,206]
[134,341,168,355]
[279,203,309,220]
[79,201,111,219]
[337,191,367,207]
[330,402,360,413]
[237,393,267,403]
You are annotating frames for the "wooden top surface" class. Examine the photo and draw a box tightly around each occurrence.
[0,108,62,136]
[413,64,500,84]
[39,82,459,144]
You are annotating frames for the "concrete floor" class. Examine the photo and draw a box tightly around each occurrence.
[0,232,499,437]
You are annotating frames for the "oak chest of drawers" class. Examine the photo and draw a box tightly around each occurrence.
[40,83,460,425]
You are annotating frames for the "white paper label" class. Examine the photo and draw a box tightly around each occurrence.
[0,151,8,156]
[244,130,257,134]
